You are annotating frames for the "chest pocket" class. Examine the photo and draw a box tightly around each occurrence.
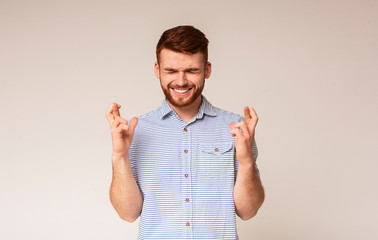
[197,141,235,179]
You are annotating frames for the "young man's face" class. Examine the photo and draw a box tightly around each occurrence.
[155,48,211,108]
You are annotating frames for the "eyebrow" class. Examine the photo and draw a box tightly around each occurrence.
[163,68,177,72]
[163,68,201,72]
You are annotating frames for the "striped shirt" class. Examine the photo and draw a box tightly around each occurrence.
[129,95,258,240]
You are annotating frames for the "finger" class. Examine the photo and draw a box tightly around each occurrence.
[118,123,129,132]
[249,107,258,121]
[248,107,258,125]
[230,121,244,137]
[234,121,249,135]
[106,103,117,126]
[128,117,138,135]
[113,123,131,138]
[112,103,121,117]
[112,116,128,129]
[244,106,252,121]
[247,107,258,132]
[230,127,243,138]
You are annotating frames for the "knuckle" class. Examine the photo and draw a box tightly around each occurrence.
[115,117,122,123]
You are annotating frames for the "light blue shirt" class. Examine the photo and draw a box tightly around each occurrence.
[129,95,259,240]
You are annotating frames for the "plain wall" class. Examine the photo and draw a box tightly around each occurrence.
[1,0,377,239]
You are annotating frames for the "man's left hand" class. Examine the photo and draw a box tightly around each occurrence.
[230,106,258,165]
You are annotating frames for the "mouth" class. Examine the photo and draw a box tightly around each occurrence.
[171,87,193,96]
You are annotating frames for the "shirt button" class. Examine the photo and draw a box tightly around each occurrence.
[215,148,219,152]
[184,149,188,153]
[184,174,189,178]
[185,198,189,202]
[186,222,190,226]
[184,128,188,132]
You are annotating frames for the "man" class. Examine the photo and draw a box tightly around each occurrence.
[106,25,264,240]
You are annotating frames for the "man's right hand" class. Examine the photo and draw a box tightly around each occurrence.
[106,103,138,157]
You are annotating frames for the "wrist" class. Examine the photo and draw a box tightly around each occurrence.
[238,159,259,177]
[111,153,131,175]
[112,151,128,159]
[238,155,255,167]
[112,152,130,166]
[239,161,254,169]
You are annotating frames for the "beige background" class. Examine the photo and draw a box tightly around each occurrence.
[1,0,377,239]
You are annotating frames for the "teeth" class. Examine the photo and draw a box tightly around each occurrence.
[173,88,189,93]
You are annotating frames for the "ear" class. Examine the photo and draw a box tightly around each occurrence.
[154,62,160,79]
[205,62,212,79]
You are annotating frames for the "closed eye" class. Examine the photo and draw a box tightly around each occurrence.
[164,68,178,74]
[185,68,200,74]
[163,68,200,74]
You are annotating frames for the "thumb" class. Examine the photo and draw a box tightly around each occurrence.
[128,117,138,135]
[229,122,236,129]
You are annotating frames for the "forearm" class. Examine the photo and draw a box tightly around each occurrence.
[233,160,264,220]
[109,153,143,222]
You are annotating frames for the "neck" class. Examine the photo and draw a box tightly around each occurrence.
[168,95,202,123]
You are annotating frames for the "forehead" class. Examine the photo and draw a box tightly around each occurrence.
[159,48,205,68]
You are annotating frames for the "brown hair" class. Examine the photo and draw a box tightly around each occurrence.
[156,25,209,63]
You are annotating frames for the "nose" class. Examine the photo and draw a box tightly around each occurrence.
[176,71,187,86]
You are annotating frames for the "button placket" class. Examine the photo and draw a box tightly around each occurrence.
[182,126,192,236]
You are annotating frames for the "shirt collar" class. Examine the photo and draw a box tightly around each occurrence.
[159,95,217,120]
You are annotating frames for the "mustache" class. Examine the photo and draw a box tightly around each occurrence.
[168,83,194,89]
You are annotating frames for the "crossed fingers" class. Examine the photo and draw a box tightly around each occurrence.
[106,102,126,128]
[243,106,258,131]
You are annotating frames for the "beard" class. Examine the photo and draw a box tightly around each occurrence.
[160,79,205,108]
